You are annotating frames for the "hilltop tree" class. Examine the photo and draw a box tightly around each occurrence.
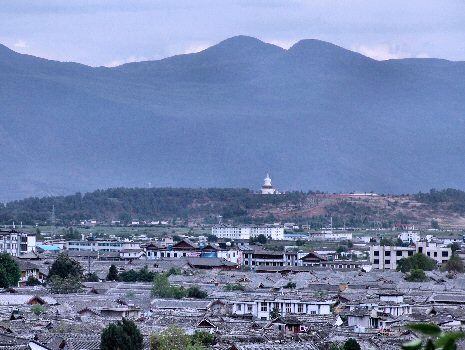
[107,264,119,281]
[100,318,143,350]
[0,254,21,288]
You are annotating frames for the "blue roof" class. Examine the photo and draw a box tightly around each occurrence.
[37,244,61,251]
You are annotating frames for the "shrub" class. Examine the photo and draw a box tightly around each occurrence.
[224,283,245,291]
[31,304,46,315]
[405,269,427,282]
[26,276,42,286]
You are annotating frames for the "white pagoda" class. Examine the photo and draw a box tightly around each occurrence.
[261,173,278,194]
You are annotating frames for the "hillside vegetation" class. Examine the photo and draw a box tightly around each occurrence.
[1,187,465,229]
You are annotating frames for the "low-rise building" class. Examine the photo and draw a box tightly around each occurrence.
[232,297,335,320]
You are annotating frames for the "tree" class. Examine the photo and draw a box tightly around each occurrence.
[31,304,46,315]
[343,338,361,350]
[283,282,296,289]
[186,286,208,299]
[405,269,427,282]
[448,242,461,254]
[26,276,42,286]
[397,253,437,273]
[48,253,83,280]
[0,253,21,288]
[49,275,82,294]
[84,272,100,282]
[270,307,281,320]
[107,264,119,281]
[431,220,440,230]
[150,326,208,350]
[443,254,464,273]
[151,273,186,299]
[100,318,143,350]
[402,323,464,349]
[380,237,394,246]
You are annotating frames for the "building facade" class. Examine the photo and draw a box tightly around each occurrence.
[212,225,285,240]
[0,230,36,256]
[370,242,451,270]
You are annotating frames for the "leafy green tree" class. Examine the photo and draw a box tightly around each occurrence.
[405,269,427,282]
[0,254,20,288]
[284,282,296,289]
[343,338,361,350]
[443,254,464,273]
[151,273,186,299]
[107,264,119,281]
[150,326,208,350]
[402,323,464,350]
[100,318,143,350]
[31,304,46,315]
[380,237,394,246]
[186,286,208,299]
[48,253,83,280]
[26,276,42,286]
[49,275,82,294]
[224,283,245,291]
[397,253,437,273]
[448,242,461,254]
[270,307,281,320]
[84,272,100,282]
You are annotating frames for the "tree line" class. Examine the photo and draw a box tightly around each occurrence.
[0,187,308,225]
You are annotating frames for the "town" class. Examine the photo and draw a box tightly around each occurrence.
[0,179,464,349]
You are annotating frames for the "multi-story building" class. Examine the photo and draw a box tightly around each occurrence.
[231,296,335,320]
[212,225,285,240]
[0,230,36,256]
[65,239,133,252]
[370,242,452,270]
[241,248,298,268]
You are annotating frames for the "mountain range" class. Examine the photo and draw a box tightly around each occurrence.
[1,35,465,201]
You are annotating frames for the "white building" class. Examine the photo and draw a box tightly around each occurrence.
[310,231,353,241]
[232,297,334,320]
[212,225,285,240]
[261,174,279,195]
[0,230,36,256]
[398,231,420,244]
[370,242,452,270]
[66,240,140,252]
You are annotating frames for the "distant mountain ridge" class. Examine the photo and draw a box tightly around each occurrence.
[1,36,465,201]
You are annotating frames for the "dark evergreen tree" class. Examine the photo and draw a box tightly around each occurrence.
[100,318,143,350]
[343,338,361,350]
[48,253,83,280]
[107,264,119,281]
[0,254,20,288]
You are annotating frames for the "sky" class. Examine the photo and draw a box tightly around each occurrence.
[1,0,465,67]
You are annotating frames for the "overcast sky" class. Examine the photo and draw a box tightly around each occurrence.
[1,0,465,67]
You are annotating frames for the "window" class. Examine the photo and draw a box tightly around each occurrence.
[374,259,379,264]
[385,251,391,256]
[434,252,437,257]
[396,251,402,256]
[247,305,253,312]
[286,304,291,313]
[237,304,242,311]
[374,251,379,256]
[385,260,390,264]
[442,251,449,257]
[408,251,414,256]
[310,310,317,315]
[297,304,303,313]
[261,303,268,312]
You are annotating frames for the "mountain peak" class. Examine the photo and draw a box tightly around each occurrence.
[288,39,372,61]
[202,35,284,59]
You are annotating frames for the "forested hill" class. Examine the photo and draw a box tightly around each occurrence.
[0,188,308,225]
[2,187,465,228]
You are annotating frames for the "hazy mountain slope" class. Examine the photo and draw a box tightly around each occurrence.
[1,36,465,201]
